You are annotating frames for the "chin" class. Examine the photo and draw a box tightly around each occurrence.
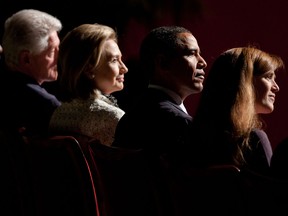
[192,86,203,93]
[261,108,274,114]
[117,84,124,90]
[49,71,58,80]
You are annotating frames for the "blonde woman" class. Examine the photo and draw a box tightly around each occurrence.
[49,23,128,146]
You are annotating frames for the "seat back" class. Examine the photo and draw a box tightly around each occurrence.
[163,162,288,216]
[239,169,288,216]
[0,128,33,216]
[85,141,169,216]
[160,163,245,216]
[28,135,99,216]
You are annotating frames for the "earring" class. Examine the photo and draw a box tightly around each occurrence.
[89,74,95,79]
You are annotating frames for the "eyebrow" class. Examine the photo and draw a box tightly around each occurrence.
[184,47,200,54]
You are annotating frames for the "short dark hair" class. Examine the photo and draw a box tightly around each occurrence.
[139,26,192,80]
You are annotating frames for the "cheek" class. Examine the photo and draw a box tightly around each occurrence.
[38,57,54,70]
[255,96,263,108]
[255,90,266,106]
[105,69,118,82]
[254,80,269,97]
[170,58,190,72]
[95,69,116,88]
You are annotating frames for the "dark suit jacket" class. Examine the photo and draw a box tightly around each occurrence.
[242,128,273,175]
[188,128,273,175]
[0,70,61,137]
[113,88,193,156]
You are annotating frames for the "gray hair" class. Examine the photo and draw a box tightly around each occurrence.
[2,9,62,69]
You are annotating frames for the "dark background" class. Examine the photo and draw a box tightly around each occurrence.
[1,0,288,149]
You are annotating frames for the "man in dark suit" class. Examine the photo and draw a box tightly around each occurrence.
[0,9,62,138]
[112,26,207,156]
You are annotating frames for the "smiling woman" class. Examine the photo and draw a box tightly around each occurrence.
[253,64,280,114]
[188,46,284,176]
[49,23,128,146]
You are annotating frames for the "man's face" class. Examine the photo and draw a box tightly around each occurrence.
[29,31,60,84]
[167,33,207,96]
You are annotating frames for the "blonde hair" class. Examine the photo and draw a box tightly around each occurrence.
[58,23,117,101]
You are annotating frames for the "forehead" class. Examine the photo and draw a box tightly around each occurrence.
[103,39,118,50]
[178,32,197,43]
[101,39,121,58]
[177,32,199,50]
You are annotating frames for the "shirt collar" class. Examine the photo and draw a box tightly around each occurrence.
[148,84,182,105]
[148,84,188,114]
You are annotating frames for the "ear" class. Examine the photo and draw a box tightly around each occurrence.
[84,64,95,79]
[156,54,169,70]
[19,50,31,65]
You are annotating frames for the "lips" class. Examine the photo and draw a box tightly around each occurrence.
[269,95,275,103]
[116,77,124,82]
[195,71,205,80]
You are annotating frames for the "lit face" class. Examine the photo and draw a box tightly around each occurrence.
[254,70,279,114]
[29,30,60,84]
[93,39,128,95]
[167,33,207,97]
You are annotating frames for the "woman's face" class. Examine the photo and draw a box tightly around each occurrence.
[93,39,128,95]
[254,70,279,114]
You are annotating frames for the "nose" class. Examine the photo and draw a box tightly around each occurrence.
[120,61,128,73]
[272,80,280,92]
[198,55,207,69]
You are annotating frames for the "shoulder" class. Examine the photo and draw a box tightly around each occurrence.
[250,128,269,143]
[250,129,271,151]
[90,98,125,117]
[250,128,273,162]
[11,81,60,107]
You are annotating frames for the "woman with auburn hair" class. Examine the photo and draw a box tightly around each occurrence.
[189,46,284,175]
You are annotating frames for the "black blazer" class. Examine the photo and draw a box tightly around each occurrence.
[113,88,193,155]
[0,71,61,136]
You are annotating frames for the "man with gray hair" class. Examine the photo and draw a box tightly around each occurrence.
[1,9,62,138]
